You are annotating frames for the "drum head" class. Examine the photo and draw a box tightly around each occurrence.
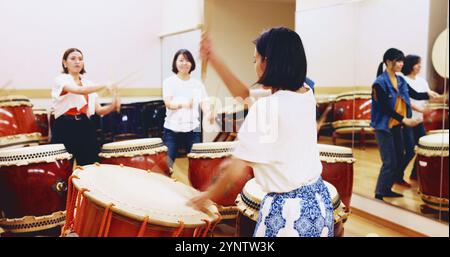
[72,164,219,227]
[417,133,449,157]
[0,95,32,107]
[0,143,71,166]
[335,91,371,101]
[317,144,355,163]
[99,138,167,158]
[188,141,238,159]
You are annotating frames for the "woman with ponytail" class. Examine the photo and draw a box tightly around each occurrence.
[371,48,438,201]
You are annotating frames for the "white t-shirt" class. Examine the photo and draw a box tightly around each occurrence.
[404,76,430,120]
[51,74,98,119]
[233,88,322,193]
[162,75,208,132]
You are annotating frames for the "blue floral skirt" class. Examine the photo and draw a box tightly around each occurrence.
[254,177,334,237]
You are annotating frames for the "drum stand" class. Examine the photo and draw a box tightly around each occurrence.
[332,128,368,149]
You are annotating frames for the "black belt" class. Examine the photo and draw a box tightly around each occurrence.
[60,114,88,121]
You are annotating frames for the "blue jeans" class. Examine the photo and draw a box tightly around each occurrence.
[410,123,426,178]
[163,128,201,168]
[374,125,415,195]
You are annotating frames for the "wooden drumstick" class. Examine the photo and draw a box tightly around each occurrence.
[0,80,13,95]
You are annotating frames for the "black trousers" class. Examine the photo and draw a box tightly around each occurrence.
[51,114,100,166]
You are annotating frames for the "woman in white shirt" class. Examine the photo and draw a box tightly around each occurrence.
[162,49,211,168]
[401,55,440,180]
[51,48,120,166]
[189,27,333,237]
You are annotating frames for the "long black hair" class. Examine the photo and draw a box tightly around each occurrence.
[376,48,405,77]
[402,55,421,76]
[254,27,307,91]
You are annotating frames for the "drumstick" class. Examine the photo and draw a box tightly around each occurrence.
[1,80,12,89]
[112,69,144,87]
[0,80,13,96]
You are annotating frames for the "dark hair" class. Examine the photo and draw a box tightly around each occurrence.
[62,48,86,74]
[254,27,307,91]
[376,48,405,77]
[402,55,421,76]
[172,49,196,74]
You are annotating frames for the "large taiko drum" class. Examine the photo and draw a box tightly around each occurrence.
[61,164,220,237]
[316,94,336,135]
[415,133,449,212]
[235,179,349,237]
[99,138,170,176]
[188,141,254,219]
[423,104,449,133]
[0,144,73,234]
[332,91,373,134]
[214,104,248,142]
[0,95,40,149]
[32,108,49,144]
[318,144,355,210]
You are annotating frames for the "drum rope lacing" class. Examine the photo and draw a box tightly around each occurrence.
[61,166,221,237]
[101,143,166,154]
[0,212,66,233]
[0,149,71,165]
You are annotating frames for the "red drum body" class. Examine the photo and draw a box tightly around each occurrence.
[33,108,49,144]
[332,92,373,134]
[188,142,254,217]
[99,138,170,176]
[235,179,348,237]
[318,144,354,210]
[62,164,220,237]
[423,104,449,132]
[416,133,449,211]
[0,96,40,149]
[0,144,73,234]
[316,95,336,135]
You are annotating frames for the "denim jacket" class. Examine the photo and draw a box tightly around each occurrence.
[370,71,412,132]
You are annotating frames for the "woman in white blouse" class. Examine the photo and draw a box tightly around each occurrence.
[51,48,120,166]
[401,55,441,180]
[189,27,334,237]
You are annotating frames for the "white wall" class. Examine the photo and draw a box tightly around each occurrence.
[161,0,204,35]
[0,0,162,90]
[296,3,358,87]
[297,0,446,88]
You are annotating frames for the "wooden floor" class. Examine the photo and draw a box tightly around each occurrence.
[172,156,426,237]
[317,136,448,224]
